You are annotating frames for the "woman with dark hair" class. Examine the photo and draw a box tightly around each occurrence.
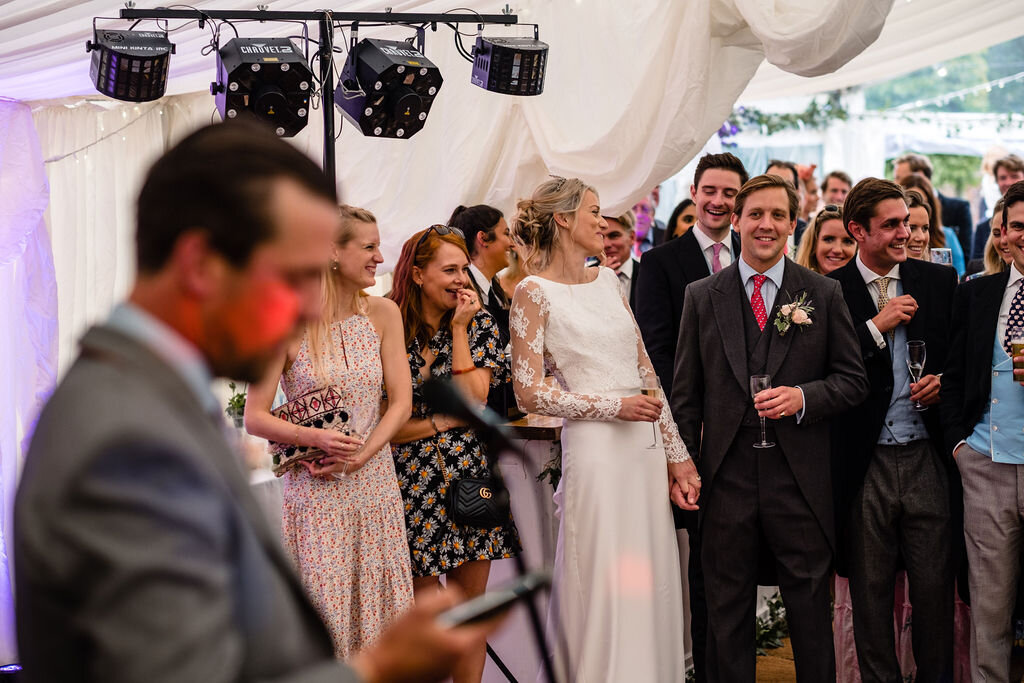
[388,226,520,683]
[663,197,697,242]
[447,204,518,417]
[899,172,966,276]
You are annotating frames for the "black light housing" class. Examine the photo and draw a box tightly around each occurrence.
[470,29,548,96]
[211,38,313,137]
[335,38,443,139]
[86,29,174,102]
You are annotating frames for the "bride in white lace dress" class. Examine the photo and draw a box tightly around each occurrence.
[509,178,702,682]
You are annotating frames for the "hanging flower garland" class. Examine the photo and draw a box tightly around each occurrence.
[717,92,849,147]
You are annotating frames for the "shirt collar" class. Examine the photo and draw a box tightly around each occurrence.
[1009,262,1024,289]
[107,302,219,415]
[855,253,900,285]
[468,262,491,297]
[617,256,635,280]
[737,255,785,290]
[693,225,731,253]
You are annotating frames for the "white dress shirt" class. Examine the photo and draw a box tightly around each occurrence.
[855,255,901,350]
[693,226,734,273]
[468,262,492,301]
[615,257,637,300]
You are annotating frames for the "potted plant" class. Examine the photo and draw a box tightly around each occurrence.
[225,382,247,428]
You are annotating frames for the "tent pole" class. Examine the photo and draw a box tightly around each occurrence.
[318,13,336,184]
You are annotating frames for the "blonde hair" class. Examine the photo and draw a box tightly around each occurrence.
[795,205,845,273]
[984,198,1009,276]
[511,177,597,274]
[307,204,376,384]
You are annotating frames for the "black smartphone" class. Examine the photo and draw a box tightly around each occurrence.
[437,570,552,627]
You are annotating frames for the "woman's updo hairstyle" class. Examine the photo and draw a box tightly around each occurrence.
[447,204,504,257]
[512,176,596,274]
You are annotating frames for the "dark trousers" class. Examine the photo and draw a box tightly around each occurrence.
[703,429,835,683]
[688,525,708,683]
[847,440,953,683]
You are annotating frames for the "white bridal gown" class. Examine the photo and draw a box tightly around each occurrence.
[510,267,689,683]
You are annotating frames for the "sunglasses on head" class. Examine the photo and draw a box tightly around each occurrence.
[416,224,465,250]
[823,204,841,213]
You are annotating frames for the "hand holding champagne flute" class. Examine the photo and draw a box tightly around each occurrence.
[750,374,775,449]
[907,340,927,411]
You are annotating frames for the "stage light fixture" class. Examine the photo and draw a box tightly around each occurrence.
[211,38,313,137]
[470,27,548,96]
[86,29,174,102]
[335,37,443,139]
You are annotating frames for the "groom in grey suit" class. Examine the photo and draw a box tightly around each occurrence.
[15,121,487,683]
[670,174,868,682]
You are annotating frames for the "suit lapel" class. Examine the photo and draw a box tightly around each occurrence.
[766,259,800,377]
[835,261,877,324]
[901,260,926,341]
[680,229,711,282]
[975,270,1010,354]
[710,263,749,390]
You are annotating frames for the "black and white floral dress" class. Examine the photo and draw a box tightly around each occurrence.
[392,310,521,577]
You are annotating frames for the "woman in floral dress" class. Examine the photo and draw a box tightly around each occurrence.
[389,225,520,683]
[245,206,414,658]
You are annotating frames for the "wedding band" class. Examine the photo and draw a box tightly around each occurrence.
[695,475,701,481]
[780,410,786,416]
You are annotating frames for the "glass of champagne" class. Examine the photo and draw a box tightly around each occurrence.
[907,340,927,411]
[1010,326,1024,373]
[332,405,370,480]
[640,375,660,449]
[749,374,775,449]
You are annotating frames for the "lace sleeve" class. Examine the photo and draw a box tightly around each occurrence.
[510,279,622,420]
[626,292,691,463]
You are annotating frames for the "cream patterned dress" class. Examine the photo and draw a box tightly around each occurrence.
[280,314,414,658]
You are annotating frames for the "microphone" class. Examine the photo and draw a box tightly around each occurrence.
[421,377,522,457]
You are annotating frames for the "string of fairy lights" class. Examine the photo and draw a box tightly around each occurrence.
[889,70,1024,112]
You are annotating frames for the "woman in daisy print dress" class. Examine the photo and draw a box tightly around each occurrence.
[245,206,414,658]
[389,225,521,683]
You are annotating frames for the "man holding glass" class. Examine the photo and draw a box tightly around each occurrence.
[829,178,958,682]
[942,179,1024,681]
[671,174,866,682]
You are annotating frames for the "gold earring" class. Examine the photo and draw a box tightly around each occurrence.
[330,260,339,271]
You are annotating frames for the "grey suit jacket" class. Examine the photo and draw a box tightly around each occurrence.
[15,324,358,683]
[670,258,868,548]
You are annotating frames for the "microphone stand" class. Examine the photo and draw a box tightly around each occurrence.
[423,379,558,683]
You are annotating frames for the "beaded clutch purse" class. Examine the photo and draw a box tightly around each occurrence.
[268,385,349,475]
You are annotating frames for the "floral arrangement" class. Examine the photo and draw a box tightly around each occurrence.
[225,381,247,427]
[773,292,814,336]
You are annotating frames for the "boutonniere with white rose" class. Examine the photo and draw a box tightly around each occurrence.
[773,291,814,336]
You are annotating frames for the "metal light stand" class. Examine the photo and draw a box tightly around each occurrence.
[119,7,518,183]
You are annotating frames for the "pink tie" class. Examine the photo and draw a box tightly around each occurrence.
[751,274,768,330]
[711,243,723,273]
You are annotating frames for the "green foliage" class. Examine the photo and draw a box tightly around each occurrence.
[537,452,561,490]
[885,153,981,196]
[865,36,1024,114]
[719,93,847,146]
[225,381,247,418]
[755,591,789,656]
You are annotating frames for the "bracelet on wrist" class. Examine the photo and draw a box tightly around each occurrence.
[429,415,440,434]
[451,365,476,376]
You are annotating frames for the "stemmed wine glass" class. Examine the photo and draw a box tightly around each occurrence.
[332,405,371,480]
[641,375,660,449]
[907,340,927,411]
[750,374,776,449]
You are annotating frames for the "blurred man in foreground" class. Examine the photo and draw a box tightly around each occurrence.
[15,120,491,683]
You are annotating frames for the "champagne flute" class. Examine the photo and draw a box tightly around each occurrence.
[749,374,776,449]
[332,405,370,480]
[907,340,927,411]
[640,375,660,449]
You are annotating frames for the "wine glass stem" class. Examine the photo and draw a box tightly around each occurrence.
[760,416,767,445]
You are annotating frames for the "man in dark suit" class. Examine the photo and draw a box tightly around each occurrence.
[15,121,488,683]
[635,152,747,683]
[671,174,868,682]
[894,152,972,257]
[971,155,1024,260]
[599,210,642,311]
[942,180,1024,681]
[829,178,958,683]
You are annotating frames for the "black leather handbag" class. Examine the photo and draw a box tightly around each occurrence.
[434,436,510,529]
